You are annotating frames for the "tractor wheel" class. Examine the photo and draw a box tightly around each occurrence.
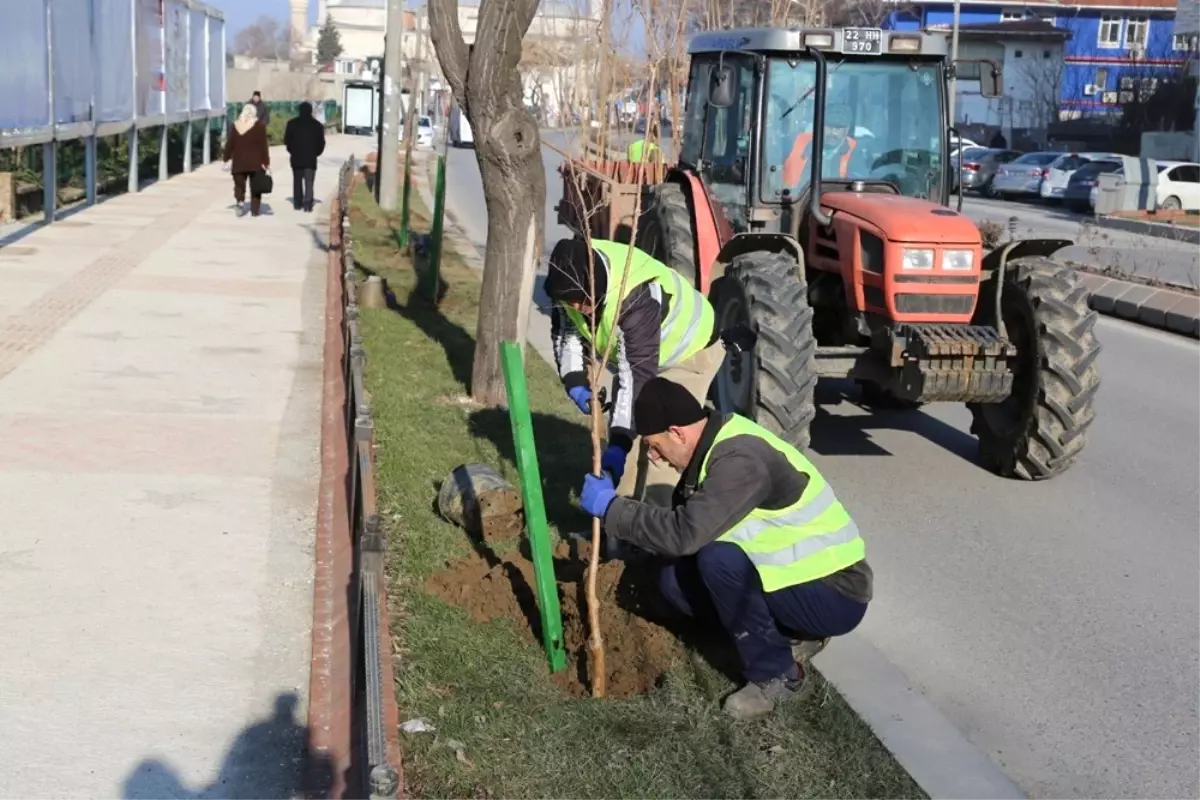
[968,256,1100,480]
[638,182,697,286]
[712,251,817,451]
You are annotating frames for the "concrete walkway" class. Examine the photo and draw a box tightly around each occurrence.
[0,136,364,798]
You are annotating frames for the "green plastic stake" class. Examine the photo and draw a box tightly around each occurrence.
[499,341,568,674]
[428,153,446,302]
[398,147,412,248]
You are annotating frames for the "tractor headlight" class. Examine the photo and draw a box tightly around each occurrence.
[942,249,975,270]
[901,248,935,270]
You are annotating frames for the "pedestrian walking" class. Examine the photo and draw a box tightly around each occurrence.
[283,101,327,212]
[222,104,271,217]
[250,91,270,126]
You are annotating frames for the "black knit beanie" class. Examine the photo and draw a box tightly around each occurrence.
[545,238,608,304]
[634,378,707,437]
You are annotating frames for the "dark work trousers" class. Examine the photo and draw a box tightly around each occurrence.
[232,172,262,215]
[659,541,868,682]
[292,167,316,210]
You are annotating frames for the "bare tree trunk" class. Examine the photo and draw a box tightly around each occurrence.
[428,0,546,405]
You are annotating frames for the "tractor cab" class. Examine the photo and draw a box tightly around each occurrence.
[680,27,1001,239]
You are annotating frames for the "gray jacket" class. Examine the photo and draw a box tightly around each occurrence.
[551,283,665,450]
[604,410,873,602]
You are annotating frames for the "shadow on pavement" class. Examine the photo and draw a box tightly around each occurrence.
[121,692,334,799]
[810,381,984,468]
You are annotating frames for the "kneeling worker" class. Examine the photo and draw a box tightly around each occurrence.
[577,377,872,720]
[545,237,721,506]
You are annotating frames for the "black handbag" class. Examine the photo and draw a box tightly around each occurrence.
[251,170,274,195]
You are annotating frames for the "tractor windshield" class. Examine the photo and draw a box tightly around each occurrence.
[761,56,945,204]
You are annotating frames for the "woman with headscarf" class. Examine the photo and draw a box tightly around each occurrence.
[222,104,271,217]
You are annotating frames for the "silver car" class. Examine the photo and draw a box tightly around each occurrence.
[959,148,1023,196]
[992,152,1061,198]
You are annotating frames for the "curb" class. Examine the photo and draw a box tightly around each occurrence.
[1077,272,1200,337]
[1093,213,1200,245]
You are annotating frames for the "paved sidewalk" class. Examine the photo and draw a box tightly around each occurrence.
[0,136,366,798]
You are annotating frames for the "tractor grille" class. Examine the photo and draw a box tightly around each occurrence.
[894,293,975,315]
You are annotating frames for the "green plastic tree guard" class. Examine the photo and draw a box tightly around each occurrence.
[399,148,412,249]
[499,341,568,674]
[428,154,447,302]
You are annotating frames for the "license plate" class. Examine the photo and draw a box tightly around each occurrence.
[842,28,883,55]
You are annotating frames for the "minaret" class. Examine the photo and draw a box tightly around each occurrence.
[289,0,308,61]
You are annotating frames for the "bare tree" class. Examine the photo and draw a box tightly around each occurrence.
[233,16,291,61]
[1012,53,1066,142]
[428,0,546,405]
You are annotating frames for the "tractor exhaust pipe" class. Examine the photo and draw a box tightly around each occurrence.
[807,46,832,228]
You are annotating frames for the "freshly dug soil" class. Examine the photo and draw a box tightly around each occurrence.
[426,536,692,698]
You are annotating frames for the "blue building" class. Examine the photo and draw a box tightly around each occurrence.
[885,0,1196,119]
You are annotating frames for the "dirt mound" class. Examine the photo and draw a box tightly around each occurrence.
[426,537,690,698]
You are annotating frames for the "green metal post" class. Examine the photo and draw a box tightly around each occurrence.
[428,153,446,302]
[499,341,568,674]
[399,148,412,248]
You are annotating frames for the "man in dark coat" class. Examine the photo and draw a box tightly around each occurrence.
[283,102,327,212]
[250,91,269,126]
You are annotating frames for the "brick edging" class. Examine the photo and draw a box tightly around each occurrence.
[1076,272,1200,338]
[306,184,355,798]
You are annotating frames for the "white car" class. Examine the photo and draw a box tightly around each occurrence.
[401,115,436,149]
[1039,152,1120,201]
[949,137,980,158]
[1089,161,1200,212]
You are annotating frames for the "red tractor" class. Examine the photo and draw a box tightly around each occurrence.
[561,26,1100,480]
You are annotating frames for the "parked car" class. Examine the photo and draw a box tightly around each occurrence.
[1064,159,1123,211]
[951,146,991,191]
[1155,161,1200,210]
[416,115,435,148]
[992,152,1062,198]
[949,136,980,158]
[959,148,1023,196]
[1039,152,1121,201]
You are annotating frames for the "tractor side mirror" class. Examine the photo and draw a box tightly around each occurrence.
[978,60,1003,98]
[708,65,736,109]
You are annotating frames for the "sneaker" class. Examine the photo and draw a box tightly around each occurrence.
[722,667,808,721]
[235,203,247,218]
[790,637,830,664]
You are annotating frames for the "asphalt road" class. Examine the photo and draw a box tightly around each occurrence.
[441,132,1200,799]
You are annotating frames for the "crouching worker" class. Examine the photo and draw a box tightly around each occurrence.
[545,237,722,507]
[577,377,873,720]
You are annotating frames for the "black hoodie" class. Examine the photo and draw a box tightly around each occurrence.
[283,104,327,170]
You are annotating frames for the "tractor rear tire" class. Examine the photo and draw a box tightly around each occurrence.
[638,182,697,286]
[968,256,1100,480]
[712,252,817,451]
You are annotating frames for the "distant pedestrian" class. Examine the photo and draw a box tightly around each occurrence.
[284,101,327,212]
[222,104,271,217]
[250,91,270,126]
[989,130,1007,148]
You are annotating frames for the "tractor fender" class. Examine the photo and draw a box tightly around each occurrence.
[714,233,806,285]
[666,168,730,295]
[982,238,1072,277]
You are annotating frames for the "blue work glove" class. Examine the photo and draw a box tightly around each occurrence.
[580,472,617,519]
[601,442,629,483]
[567,385,592,415]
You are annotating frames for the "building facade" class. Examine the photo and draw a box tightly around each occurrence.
[886,0,1197,120]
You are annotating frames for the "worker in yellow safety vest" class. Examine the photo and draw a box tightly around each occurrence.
[627,117,663,163]
[578,377,873,720]
[543,237,720,508]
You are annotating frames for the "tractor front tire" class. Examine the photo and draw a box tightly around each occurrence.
[713,252,817,451]
[638,182,697,286]
[969,256,1100,480]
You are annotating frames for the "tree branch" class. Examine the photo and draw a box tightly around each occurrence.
[427,0,470,109]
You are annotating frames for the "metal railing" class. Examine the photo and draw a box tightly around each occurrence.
[0,0,228,223]
[334,156,401,799]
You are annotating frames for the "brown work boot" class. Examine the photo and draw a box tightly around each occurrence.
[790,637,830,664]
[723,666,809,721]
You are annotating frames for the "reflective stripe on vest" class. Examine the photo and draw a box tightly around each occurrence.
[562,239,714,369]
[700,414,865,593]
[628,139,660,162]
[782,133,857,187]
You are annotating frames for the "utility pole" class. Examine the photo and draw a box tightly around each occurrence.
[948,0,961,127]
[378,0,404,209]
